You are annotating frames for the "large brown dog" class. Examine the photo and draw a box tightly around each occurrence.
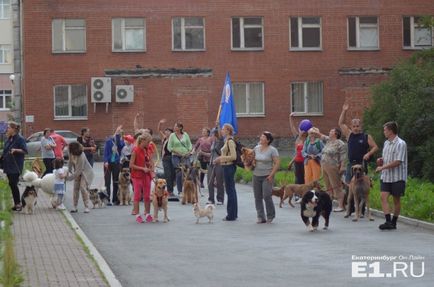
[344,164,374,221]
[152,178,169,223]
[118,168,131,205]
[180,164,199,205]
[272,180,321,208]
[241,147,255,170]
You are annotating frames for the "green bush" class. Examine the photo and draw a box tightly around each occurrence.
[364,48,434,181]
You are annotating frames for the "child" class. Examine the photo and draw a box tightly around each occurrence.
[121,134,135,169]
[53,158,67,210]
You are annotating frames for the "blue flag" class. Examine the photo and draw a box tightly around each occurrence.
[219,72,238,134]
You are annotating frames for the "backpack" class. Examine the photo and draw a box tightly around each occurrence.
[227,138,244,168]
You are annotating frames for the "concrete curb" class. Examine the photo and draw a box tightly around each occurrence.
[62,210,122,287]
[370,208,434,232]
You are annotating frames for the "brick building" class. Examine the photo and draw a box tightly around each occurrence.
[20,0,434,142]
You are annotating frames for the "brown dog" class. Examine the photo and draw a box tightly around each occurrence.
[118,168,131,205]
[344,164,373,221]
[272,180,321,208]
[241,147,255,170]
[152,178,169,223]
[180,164,199,205]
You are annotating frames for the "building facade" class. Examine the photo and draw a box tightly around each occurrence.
[0,0,13,122]
[20,0,434,141]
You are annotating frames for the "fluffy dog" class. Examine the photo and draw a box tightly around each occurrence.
[21,186,37,214]
[193,203,215,224]
[22,170,58,195]
[272,180,321,208]
[300,190,332,232]
[88,187,110,208]
[118,168,131,205]
[152,178,169,223]
[344,165,374,221]
[241,147,255,170]
[181,164,199,205]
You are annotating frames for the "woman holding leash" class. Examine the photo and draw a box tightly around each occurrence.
[157,119,176,197]
[193,127,212,188]
[167,121,192,196]
[41,128,56,176]
[289,113,308,185]
[1,121,27,211]
[252,131,280,223]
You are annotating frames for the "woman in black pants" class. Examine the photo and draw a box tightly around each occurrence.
[1,121,27,211]
[157,119,176,196]
[41,128,56,176]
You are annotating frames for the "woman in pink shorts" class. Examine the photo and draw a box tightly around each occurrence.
[130,133,154,223]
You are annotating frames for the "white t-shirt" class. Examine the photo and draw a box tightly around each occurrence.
[253,145,279,177]
[53,167,66,185]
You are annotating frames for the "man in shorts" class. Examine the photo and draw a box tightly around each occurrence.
[376,121,407,230]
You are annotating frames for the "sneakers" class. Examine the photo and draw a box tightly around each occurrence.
[379,221,396,230]
[216,201,224,205]
[256,218,266,224]
[57,204,66,210]
[11,204,22,211]
[84,208,90,213]
[70,208,78,213]
[107,202,113,206]
[136,215,144,224]
[145,214,153,223]
[267,218,274,224]
[206,201,215,205]
[333,207,345,212]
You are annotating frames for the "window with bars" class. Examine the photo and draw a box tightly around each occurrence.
[54,85,87,119]
[348,16,379,50]
[113,18,146,52]
[52,19,86,53]
[233,82,264,116]
[232,17,263,50]
[403,16,433,49]
[0,90,12,110]
[290,17,322,50]
[172,17,205,51]
[291,81,323,115]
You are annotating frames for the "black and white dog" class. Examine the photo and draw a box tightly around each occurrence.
[21,185,38,214]
[300,190,332,232]
[88,187,110,208]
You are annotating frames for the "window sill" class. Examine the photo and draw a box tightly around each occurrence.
[52,51,87,54]
[290,113,324,117]
[236,114,265,118]
[112,50,146,53]
[172,49,206,52]
[402,46,433,50]
[347,48,380,51]
[231,48,264,52]
[0,108,11,111]
[54,117,88,121]
[289,48,323,52]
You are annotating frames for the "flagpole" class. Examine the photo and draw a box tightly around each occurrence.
[215,103,222,128]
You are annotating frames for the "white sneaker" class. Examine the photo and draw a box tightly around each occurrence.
[84,208,90,213]
[57,204,66,210]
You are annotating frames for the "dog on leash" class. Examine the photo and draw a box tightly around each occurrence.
[241,147,255,170]
[300,190,332,232]
[118,168,131,205]
[21,185,38,214]
[272,180,321,208]
[344,164,374,222]
[88,187,110,208]
[152,178,169,223]
[180,164,199,205]
[193,203,215,224]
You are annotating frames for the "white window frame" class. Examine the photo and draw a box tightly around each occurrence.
[231,17,264,51]
[0,44,11,64]
[53,85,88,120]
[0,0,10,19]
[112,18,146,52]
[290,81,324,116]
[403,16,434,49]
[347,16,379,50]
[52,19,86,53]
[233,82,265,117]
[289,17,322,51]
[0,90,12,110]
[172,17,205,51]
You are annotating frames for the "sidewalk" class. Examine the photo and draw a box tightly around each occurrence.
[12,189,108,287]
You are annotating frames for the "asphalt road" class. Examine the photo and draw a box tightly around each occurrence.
[64,162,434,287]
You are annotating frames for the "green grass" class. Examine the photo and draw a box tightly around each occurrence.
[236,156,434,223]
[0,181,24,287]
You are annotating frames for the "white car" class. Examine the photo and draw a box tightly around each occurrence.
[26,130,79,159]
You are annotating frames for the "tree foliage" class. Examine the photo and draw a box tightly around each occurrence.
[363,48,434,181]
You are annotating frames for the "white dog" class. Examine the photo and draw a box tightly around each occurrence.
[23,170,56,194]
[193,203,215,224]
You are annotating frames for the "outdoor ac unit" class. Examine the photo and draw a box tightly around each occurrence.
[115,85,134,103]
[91,77,112,103]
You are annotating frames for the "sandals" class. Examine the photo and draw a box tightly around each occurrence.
[333,207,345,212]
[11,205,22,212]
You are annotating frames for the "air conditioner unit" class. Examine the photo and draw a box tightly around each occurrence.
[115,85,134,103]
[91,77,112,103]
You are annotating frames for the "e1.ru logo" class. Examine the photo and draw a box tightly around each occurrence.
[352,261,424,278]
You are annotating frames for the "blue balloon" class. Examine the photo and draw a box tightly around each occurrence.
[299,119,313,132]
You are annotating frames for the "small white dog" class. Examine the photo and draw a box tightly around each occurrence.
[193,203,215,224]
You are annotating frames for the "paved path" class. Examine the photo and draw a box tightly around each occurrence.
[65,163,434,287]
[12,187,108,287]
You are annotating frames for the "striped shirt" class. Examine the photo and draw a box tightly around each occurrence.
[381,136,407,183]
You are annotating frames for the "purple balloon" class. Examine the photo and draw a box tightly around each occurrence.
[299,119,313,132]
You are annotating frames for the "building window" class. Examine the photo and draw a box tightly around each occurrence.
[348,16,379,50]
[233,82,264,116]
[112,18,145,52]
[403,16,433,49]
[54,85,87,119]
[0,0,10,19]
[0,45,11,64]
[172,17,205,51]
[52,19,86,53]
[291,81,323,115]
[0,90,12,110]
[232,17,263,50]
[290,17,322,50]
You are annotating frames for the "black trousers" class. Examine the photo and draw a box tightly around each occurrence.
[162,155,176,193]
[7,173,21,205]
[43,158,54,177]
[104,162,120,203]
